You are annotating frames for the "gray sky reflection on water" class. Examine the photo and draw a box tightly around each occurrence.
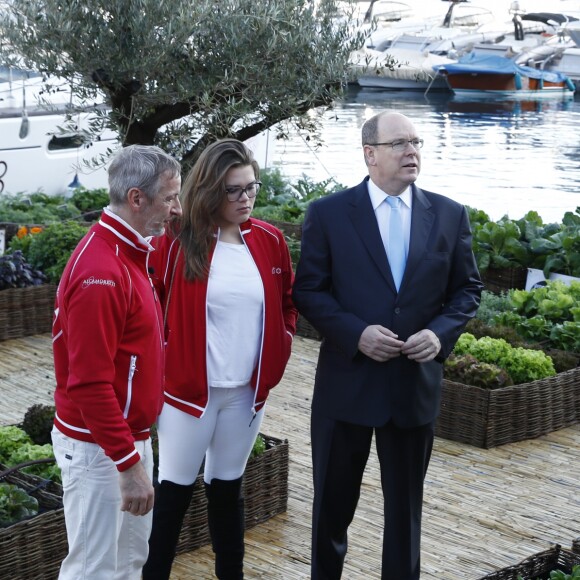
[270,88,580,224]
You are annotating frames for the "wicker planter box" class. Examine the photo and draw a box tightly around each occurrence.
[479,545,580,579]
[435,367,580,448]
[0,435,287,577]
[296,315,322,341]
[0,465,66,580]
[176,434,289,554]
[481,266,528,294]
[0,284,56,341]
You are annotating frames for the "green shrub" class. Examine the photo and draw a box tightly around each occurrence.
[70,187,109,217]
[252,169,343,224]
[27,222,89,283]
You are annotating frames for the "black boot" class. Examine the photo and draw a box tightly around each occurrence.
[142,479,196,580]
[205,477,245,580]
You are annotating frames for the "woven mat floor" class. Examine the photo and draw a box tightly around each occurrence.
[1,334,579,579]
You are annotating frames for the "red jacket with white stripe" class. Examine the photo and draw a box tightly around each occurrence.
[52,209,165,472]
[150,218,297,418]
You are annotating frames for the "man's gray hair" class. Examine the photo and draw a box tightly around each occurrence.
[108,145,181,205]
[361,112,386,147]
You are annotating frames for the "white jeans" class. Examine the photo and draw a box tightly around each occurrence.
[51,427,154,580]
[157,384,265,486]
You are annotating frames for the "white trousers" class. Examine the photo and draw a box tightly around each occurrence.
[51,427,154,580]
[157,384,265,486]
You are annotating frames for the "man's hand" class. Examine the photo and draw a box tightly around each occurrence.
[401,329,441,363]
[358,325,404,362]
[119,461,154,516]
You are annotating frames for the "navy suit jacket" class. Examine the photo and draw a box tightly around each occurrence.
[292,178,483,428]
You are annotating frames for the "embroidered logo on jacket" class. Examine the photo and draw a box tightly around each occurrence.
[271,267,282,275]
[82,277,116,289]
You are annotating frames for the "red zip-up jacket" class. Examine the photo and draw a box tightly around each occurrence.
[150,218,297,418]
[52,209,165,472]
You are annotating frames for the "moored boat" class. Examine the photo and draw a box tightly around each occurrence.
[435,53,576,99]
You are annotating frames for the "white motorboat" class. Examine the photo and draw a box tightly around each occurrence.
[0,67,116,196]
[0,67,276,197]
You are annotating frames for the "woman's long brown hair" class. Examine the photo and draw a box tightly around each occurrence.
[178,139,260,281]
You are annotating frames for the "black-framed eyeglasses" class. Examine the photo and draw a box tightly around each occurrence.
[366,138,424,152]
[225,181,262,202]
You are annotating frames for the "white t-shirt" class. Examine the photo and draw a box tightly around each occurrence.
[206,240,264,387]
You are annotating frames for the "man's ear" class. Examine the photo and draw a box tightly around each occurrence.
[127,187,143,210]
[363,144,376,166]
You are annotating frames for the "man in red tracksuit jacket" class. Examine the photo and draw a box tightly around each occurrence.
[51,145,182,580]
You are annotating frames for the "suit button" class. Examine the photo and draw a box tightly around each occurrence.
[394,307,400,314]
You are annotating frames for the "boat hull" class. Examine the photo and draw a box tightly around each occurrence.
[444,72,575,100]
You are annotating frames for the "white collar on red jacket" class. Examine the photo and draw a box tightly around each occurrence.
[100,207,155,252]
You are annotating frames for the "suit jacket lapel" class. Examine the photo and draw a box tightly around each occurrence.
[401,184,435,293]
[348,179,393,287]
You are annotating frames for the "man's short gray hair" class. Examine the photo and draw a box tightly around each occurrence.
[108,145,181,205]
[361,112,386,147]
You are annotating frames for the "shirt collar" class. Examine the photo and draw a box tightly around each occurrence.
[101,206,155,252]
[367,179,412,211]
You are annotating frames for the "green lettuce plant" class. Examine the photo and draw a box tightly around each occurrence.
[453,333,556,385]
[530,208,580,277]
[492,281,580,352]
[0,483,39,527]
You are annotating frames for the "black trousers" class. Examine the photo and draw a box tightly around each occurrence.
[310,414,435,580]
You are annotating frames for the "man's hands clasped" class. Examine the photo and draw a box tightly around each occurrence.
[358,326,440,363]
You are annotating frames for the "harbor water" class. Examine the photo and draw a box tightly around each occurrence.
[268,87,580,224]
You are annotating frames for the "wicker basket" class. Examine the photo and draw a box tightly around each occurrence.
[176,434,289,554]
[480,266,528,294]
[0,464,66,580]
[435,367,580,448]
[0,284,56,341]
[0,222,20,246]
[479,545,580,579]
[296,315,322,341]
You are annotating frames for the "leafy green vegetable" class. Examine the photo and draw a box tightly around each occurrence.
[249,434,266,459]
[549,565,580,580]
[0,426,32,463]
[491,281,580,352]
[444,353,513,389]
[7,443,61,483]
[0,483,39,527]
[453,333,556,385]
[21,404,56,445]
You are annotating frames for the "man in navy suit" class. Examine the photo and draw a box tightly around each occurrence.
[292,111,483,579]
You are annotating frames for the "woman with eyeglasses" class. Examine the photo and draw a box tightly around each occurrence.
[143,139,297,579]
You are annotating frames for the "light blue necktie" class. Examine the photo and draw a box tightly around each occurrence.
[385,196,406,291]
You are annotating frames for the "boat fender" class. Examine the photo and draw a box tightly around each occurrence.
[566,78,575,92]
[514,73,522,90]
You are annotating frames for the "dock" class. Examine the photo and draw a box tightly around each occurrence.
[1,333,579,579]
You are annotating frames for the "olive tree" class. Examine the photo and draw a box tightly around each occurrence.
[0,0,363,166]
